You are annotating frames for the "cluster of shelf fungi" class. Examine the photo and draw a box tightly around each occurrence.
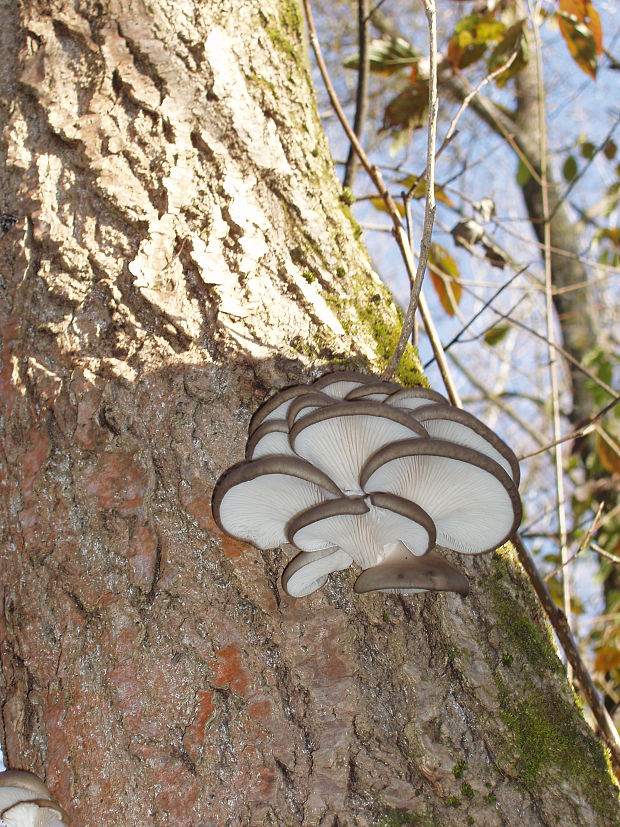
[213,371,522,599]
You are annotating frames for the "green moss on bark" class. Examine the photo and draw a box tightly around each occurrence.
[484,547,620,823]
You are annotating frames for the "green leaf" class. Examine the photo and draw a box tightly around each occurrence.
[516,158,531,187]
[580,140,596,159]
[484,323,510,346]
[344,37,420,76]
[428,244,461,316]
[563,155,578,182]
[487,19,529,87]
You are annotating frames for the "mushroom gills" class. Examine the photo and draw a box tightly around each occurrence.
[354,542,470,595]
[291,401,427,495]
[1,799,68,826]
[289,493,435,569]
[361,439,521,554]
[212,457,342,550]
[245,420,295,460]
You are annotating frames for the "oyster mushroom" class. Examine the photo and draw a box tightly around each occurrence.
[0,770,68,826]
[386,387,448,411]
[281,545,352,597]
[212,456,342,550]
[311,370,381,399]
[410,404,520,484]
[290,400,427,495]
[360,439,521,554]
[288,492,435,568]
[354,542,470,595]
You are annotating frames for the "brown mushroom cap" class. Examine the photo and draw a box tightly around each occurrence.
[248,384,316,436]
[344,381,401,402]
[354,542,470,595]
[386,387,449,410]
[286,391,334,429]
[360,438,522,554]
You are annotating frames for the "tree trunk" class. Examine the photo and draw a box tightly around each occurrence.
[513,56,599,427]
[0,2,617,825]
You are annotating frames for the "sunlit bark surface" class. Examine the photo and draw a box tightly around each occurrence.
[0,1,618,825]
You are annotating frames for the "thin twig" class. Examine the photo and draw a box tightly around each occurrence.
[437,39,521,162]
[591,542,620,566]
[419,292,462,406]
[425,267,527,368]
[519,395,620,460]
[547,119,620,224]
[529,0,572,638]
[302,0,422,376]
[512,534,620,771]
[382,0,439,380]
[343,0,370,190]
[544,501,605,581]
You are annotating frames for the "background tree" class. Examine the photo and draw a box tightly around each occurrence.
[0,1,618,825]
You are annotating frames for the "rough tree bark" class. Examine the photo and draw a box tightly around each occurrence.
[0,1,618,825]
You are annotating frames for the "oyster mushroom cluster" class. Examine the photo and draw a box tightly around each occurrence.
[0,770,68,826]
[212,372,521,598]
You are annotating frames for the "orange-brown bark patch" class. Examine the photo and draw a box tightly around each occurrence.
[182,689,214,762]
[212,644,249,696]
[71,371,104,449]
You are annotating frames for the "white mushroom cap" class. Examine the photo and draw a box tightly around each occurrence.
[311,370,380,400]
[1,799,68,826]
[212,456,342,550]
[245,420,296,460]
[290,401,428,495]
[386,387,448,411]
[354,542,470,595]
[248,384,316,436]
[412,404,520,484]
[360,439,521,554]
[288,493,435,569]
[281,546,352,597]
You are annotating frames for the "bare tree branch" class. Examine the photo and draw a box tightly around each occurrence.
[343,0,370,190]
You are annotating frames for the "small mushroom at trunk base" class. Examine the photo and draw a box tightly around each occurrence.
[354,542,469,596]
[281,545,352,597]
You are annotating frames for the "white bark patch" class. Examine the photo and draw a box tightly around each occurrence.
[205,28,292,175]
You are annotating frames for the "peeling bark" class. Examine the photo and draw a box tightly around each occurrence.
[0,1,618,825]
